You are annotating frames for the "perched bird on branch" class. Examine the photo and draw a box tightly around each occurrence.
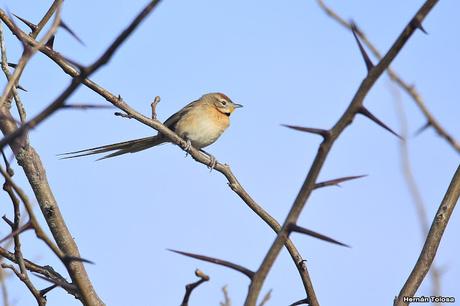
[59,93,242,165]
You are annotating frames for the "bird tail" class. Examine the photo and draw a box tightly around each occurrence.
[58,135,166,160]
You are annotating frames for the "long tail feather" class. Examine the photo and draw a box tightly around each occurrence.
[59,135,166,160]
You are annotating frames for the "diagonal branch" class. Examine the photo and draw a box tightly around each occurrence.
[316,0,460,153]
[0,2,162,305]
[0,11,321,305]
[244,1,439,305]
[394,165,460,305]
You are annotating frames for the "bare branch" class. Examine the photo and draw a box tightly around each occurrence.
[220,286,231,306]
[316,0,460,153]
[394,165,460,305]
[180,269,210,306]
[244,1,439,304]
[0,13,321,304]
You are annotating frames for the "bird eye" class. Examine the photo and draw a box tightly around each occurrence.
[220,100,227,105]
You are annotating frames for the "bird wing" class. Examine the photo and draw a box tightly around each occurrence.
[162,99,200,129]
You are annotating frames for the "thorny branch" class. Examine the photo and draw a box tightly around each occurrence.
[0,8,321,305]
[394,165,460,305]
[244,1,439,305]
[0,1,162,305]
[316,0,460,154]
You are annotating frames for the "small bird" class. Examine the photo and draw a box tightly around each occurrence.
[60,93,242,165]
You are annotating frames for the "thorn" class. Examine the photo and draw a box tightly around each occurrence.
[281,124,330,139]
[16,84,27,92]
[411,17,428,34]
[288,223,350,247]
[62,255,95,265]
[39,284,58,296]
[358,106,403,140]
[12,13,37,32]
[289,298,309,306]
[350,21,374,72]
[7,63,17,68]
[0,221,33,243]
[413,121,431,137]
[46,35,55,49]
[315,175,367,189]
[59,20,85,46]
[1,215,14,227]
[61,104,114,110]
[167,249,255,279]
[33,273,78,293]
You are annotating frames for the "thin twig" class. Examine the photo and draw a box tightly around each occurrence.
[180,269,210,306]
[391,84,442,299]
[0,23,26,122]
[220,285,231,306]
[0,247,76,297]
[31,0,63,39]
[0,7,61,109]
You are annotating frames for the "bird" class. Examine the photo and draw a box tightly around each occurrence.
[59,92,242,166]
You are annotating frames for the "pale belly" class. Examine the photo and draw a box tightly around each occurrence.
[175,114,228,149]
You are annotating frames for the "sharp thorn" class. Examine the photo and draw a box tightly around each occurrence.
[16,84,28,92]
[350,21,374,72]
[60,20,85,46]
[358,106,403,140]
[46,35,55,49]
[167,249,255,279]
[288,298,309,306]
[7,62,17,68]
[413,121,431,137]
[63,255,94,265]
[288,224,350,247]
[12,13,37,32]
[39,284,59,296]
[411,17,428,35]
[61,104,115,110]
[0,221,33,243]
[281,124,330,139]
[315,175,367,189]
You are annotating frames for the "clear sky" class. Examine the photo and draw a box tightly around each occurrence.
[0,1,459,305]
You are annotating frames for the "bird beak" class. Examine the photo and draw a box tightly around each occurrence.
[233,103,243,108]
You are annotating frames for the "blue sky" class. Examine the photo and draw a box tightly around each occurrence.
[0,1,459,305]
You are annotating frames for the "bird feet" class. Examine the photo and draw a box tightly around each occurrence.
[184,139,192,157]
[207,154,217,171]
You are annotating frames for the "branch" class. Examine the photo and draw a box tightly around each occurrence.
[244,1,439,305]
[316,0,460,153]
[0,11,321,305]
[180,269,210,306]
[0,2,162,305]
[393,166,460,305]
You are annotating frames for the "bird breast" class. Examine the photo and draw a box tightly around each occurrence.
[174,104,230,149]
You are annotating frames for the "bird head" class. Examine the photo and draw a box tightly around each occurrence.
[205,92,243,116]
